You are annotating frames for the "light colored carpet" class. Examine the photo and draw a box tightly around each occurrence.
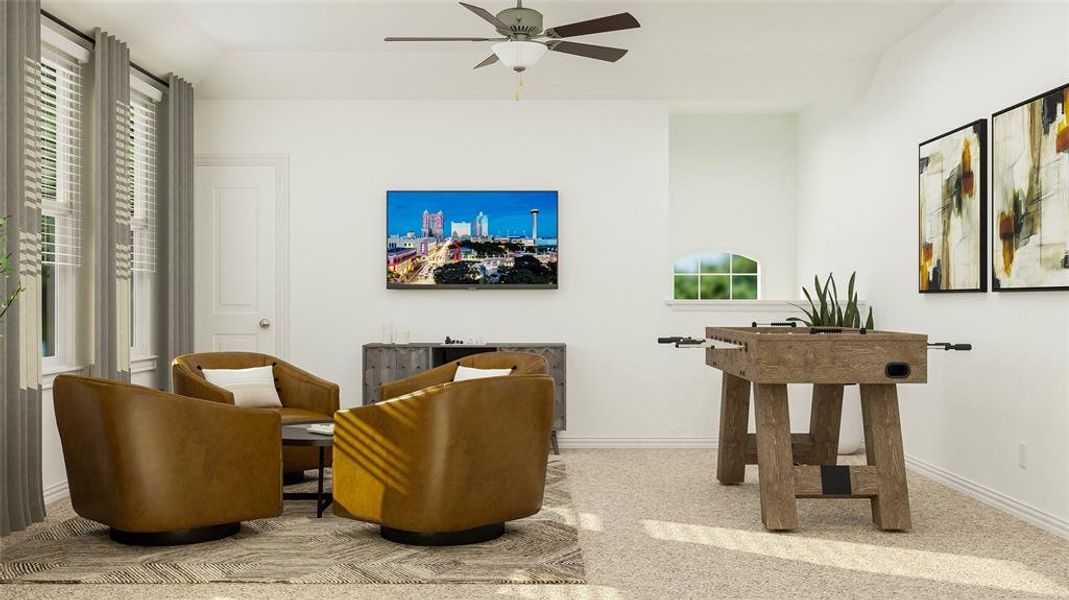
[3,449,1068,599]
[0,459,582,584]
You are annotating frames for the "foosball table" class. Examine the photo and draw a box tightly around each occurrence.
[661,325,969,532]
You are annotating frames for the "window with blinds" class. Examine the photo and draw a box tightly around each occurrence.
[40,50,83,268]
[129,90,158,273]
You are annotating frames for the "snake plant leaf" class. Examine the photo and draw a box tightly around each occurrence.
[802,287,818,318]
[865,307,875,329]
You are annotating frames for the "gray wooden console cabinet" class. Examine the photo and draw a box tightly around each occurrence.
[362,343,566,452]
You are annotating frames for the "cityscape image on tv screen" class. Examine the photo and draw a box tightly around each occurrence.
[386,190,559,288]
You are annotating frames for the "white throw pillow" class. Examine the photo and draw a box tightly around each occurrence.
[202,365,283,409]
[453,365,513,382]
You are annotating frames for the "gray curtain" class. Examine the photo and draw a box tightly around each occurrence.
[1,0,46,535]
[157,75,194,388]
[90,30,131,382]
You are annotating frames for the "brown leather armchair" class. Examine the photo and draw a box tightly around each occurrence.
[53,375,283,545]
[333,351,555,546]
[172,352,340,480]
[379,350,549,401]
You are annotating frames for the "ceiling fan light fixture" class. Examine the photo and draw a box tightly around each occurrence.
[491,40,547,72]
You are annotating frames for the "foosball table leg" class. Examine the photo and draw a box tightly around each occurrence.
[717,373,751,484]
[754,383,798,531]
[860,384,912,531]
[809,384,845,465]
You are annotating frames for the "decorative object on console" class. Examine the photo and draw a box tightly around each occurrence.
[334,352,555,545]
[363,342,567,453]
[788,272,874,329]
[201,365,283,408]
[992,83,1069,291]
[393,328,411,344]
[918,120,987,292]
[52,375,283,545]
[172,352,340,483]
[386,191,558,289]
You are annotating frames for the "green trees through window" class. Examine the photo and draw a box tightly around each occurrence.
[673,252,759,300]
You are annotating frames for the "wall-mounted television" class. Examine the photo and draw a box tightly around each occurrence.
[387,190,558,289]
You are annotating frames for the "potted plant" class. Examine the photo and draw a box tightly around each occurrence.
[788,271,873,455]
[1,216,24,324]
[789,272,874,329]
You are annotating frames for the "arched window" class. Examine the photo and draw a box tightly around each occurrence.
[673,252,760,300]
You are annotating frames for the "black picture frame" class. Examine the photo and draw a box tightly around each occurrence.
[990,82,1069,292]
[918,119,988,293]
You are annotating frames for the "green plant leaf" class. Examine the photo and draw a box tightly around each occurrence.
[802,287,818,319]
[865,307,875,329]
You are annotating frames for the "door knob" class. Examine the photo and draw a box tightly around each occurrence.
[259,319,272,329]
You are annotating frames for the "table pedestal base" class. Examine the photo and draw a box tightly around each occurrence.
[717,375,910,532]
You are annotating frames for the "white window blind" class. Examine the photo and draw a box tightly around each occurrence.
[40,50,83,267]
[129,89,158,273]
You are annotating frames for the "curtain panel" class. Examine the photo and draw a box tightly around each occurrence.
[157,75,195,388]
[1,0,46,535]
[90,30,132,382]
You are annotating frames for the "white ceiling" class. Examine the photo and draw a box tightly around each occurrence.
[42,0,951,110]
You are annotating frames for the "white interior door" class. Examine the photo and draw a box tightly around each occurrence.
[194,163,280,354]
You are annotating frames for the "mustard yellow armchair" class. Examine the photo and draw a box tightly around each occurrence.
[333,353,554,546]
[172,351,339,481]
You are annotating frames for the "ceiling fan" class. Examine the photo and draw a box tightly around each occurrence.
[385,1,641,73]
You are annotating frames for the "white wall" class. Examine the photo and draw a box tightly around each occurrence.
[194,100,817,444]
[670,114,798,298]
[797,2,1069,529]
[196,101,678,439]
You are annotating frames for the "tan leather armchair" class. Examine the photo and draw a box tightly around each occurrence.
[172,352,340,480]
[53,375,283,545]
[333,352,555,546]
[379,350,549,401]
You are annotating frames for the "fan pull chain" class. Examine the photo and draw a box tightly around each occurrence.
[514,72,525,101]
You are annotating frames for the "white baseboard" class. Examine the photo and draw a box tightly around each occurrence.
[43,480,69,505]
[558,435,717,448]
[906,454,1069,541]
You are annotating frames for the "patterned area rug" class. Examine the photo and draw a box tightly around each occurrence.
[1,458,583,584]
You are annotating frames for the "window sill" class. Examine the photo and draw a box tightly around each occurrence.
[131,356,158,374]
[664,300,804,312]
[42,364,88,390]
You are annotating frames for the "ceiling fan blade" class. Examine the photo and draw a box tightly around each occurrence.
[385,37,500,42]
[473,54,499,69]
[459,2,510,35]
[545,40,628,62]
[544,12,640,39]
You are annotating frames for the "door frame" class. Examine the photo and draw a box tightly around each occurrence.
[193,154,291,358]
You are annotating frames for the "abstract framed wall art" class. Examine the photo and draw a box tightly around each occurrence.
[991,83,1069,291]
[918,120,987,292]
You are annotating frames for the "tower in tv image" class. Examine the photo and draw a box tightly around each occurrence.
[386,191,559,288]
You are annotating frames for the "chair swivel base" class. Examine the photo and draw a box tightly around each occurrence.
[283,471,308,486]
[380,522,505,546]
[109,522,241,546]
